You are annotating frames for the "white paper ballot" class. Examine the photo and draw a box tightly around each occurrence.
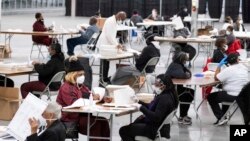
[172,16,184,30]
[92,87,105,103]
[7,94,48,141]
[64,98,90,109]
[113,86,136,107]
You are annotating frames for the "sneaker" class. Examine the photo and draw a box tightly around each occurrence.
[178,117,192,125]
[178,117,184,124]
[184,116,192,122]
[217,118,229,126]
[213,119,220,125]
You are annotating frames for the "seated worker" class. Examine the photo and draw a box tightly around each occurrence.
[21,43,65,98]
[177,6,191,31]
[207,53,249,126]
[0,76,14,87]
[145,9,162,21]
[130,9,143,28]
[32,12,53,46]
[111,33,160,85]
[165,51,194,125]
[172,27,196,67]
[27,102,66,141]
[144,9,164,36]
[225,26,236,47]
[119,74,179,140]
[234,16,245,32]
[222,16,233,30]
[66,17,100,56]
[234,16,250,49]
[56,56,110,140]
[212,37,228,63]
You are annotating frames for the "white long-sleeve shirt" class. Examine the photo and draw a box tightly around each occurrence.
[96,15,119,49]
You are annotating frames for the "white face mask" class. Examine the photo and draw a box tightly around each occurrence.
[184,8,188,12]
[154,86,162,95]
[226,31,231,35]
[38,116,47,127]
[239,20,243,24]
[76,75,85,84]
[117,20,122,25]
[223,45,228,51]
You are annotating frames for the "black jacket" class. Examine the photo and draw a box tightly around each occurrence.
[26,120,66,141]
[138,91,178,139]
[212,49,225,63]
[236,82,250,125]
[34,54,65,90]
[165,62,191,79]
[135,43,160,73]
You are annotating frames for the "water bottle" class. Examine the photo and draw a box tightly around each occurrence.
[89,93,94,108]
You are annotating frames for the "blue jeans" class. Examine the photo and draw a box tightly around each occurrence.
[66,36,88,55]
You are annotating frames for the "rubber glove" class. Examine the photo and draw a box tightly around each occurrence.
[218,56,228,68]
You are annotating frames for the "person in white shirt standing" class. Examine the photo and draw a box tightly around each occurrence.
[96,11,127,85]
[207,53,249,126]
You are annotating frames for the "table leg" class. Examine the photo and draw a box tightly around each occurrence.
[99,59,106,87]
[110,114,113,141]
[130,113,133,123]
[4,75,7,87]
[192,43,200,68]
[87,113,90,141]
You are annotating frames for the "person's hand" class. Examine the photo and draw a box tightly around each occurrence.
[93,94,100,101]
[131,103,142,110]
[218,57,228,68]
[28,117,39,134]
[131,95,139,103]
[116,44,123,50]
[81,26,86,30]
[103,96,113,103]
[32,61,40,65]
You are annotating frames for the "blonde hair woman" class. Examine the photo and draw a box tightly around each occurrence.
[56,56,110,141]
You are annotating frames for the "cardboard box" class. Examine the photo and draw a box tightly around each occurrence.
[97,18,106,29]
[0,87,20,121]
[0,43,12,58]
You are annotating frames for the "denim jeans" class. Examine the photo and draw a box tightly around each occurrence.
[66,36,89,55]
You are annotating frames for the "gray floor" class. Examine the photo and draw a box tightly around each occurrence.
[0,12,249,141]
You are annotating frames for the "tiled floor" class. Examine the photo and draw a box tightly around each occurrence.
[0,12,249,141]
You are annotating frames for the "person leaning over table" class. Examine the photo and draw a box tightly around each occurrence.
[165,51,194,125]
[119,74,179,141]
[56,56,110,141]
[32,12,53,46]
[21,43,65,98]
[96,11,127,85]
[26,102,66,141]
[66,16,100,56]
[111,33,160,85]
[207,53,249,126]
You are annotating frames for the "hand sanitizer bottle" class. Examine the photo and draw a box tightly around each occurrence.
[89,93,94,108]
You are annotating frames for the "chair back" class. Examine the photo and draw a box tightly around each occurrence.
[141,57,160,73]
[46,71,66,89]
[157,109,177,133]
[87,32,101,51]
